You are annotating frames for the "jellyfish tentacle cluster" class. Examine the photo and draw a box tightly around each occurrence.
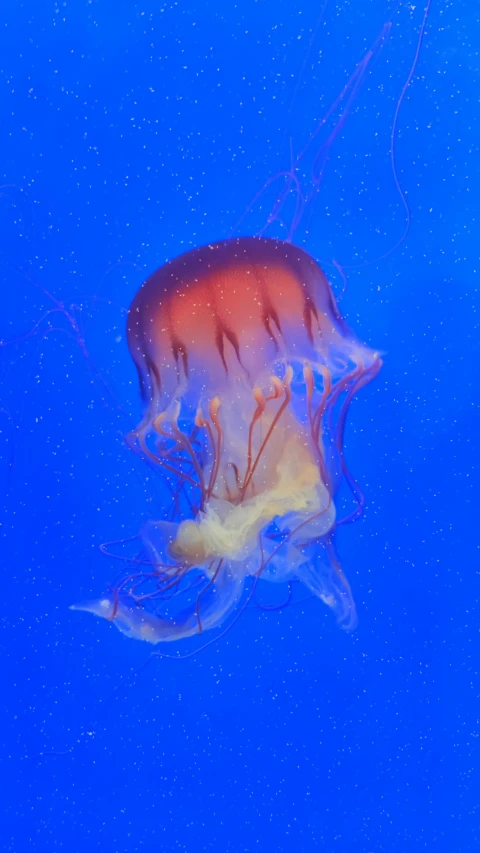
[73,237,381,643]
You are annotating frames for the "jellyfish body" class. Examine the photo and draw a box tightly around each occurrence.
[75,237,381,643]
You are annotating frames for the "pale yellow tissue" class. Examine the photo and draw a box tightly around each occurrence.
[172,431,328,565]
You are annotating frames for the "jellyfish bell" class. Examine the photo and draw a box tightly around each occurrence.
[74,235,381,644]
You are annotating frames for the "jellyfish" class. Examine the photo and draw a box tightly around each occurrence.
[72,236,381,643]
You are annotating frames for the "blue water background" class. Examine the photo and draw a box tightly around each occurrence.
[1,1,478,851]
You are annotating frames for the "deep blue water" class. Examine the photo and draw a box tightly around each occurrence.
[1,1,479,851]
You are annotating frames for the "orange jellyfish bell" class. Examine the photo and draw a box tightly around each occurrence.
[73,236,381,643]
